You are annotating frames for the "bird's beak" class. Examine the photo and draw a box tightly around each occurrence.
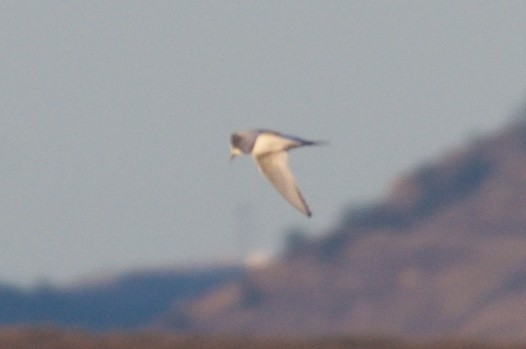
[229,147,241,162]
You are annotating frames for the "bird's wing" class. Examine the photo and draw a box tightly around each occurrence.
[251,131,303,156]
[254,151,312,217]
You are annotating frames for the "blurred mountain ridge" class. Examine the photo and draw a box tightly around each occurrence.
[0,265,244,330]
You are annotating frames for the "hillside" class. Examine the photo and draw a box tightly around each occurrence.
[0,265,244,330]
[160,120,526,340]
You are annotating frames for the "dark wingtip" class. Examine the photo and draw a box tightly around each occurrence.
[303,140,329,147]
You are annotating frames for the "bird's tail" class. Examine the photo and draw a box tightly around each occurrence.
[301,139,329,147]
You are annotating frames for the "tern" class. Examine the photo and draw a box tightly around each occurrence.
[229,129,324,217]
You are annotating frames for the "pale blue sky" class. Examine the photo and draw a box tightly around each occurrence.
[1,1,526,286]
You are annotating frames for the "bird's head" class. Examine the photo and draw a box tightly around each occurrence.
[229,132,247,161]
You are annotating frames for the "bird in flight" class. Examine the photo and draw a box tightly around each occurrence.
[229,129,324,217]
